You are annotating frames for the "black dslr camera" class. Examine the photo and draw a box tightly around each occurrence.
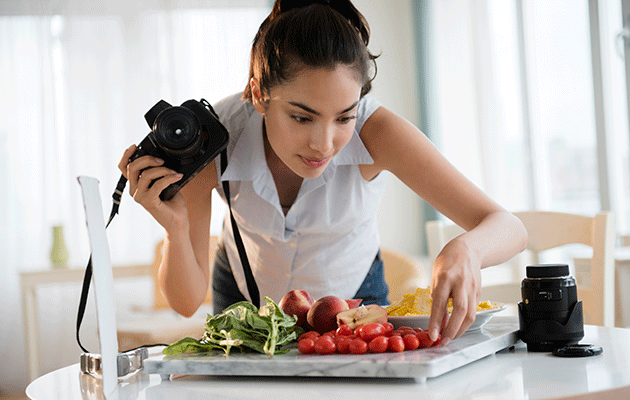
[129,99,229,200]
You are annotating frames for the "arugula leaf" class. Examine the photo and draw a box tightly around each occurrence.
[162,296,303,357]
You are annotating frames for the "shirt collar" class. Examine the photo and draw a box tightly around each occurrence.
[220,111,267,182]
[220,112,375,183]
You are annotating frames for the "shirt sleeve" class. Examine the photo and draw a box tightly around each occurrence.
[354,95,382,135]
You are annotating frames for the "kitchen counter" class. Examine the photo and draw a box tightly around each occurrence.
[26,318,630,400]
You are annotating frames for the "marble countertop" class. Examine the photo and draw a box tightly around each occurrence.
[144,317,519,381]
[27,318,630,400]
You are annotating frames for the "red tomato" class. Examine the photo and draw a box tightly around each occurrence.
[359,323,386,342]
[416,330,434,348]
[297,339,315,354]
[354,325,364,337]
[336,324,353,336]
[381,322,394,336]
[432,333,442,347]
[298,331,320,342]
[368,336,389,353]
[336,338,351,354]
[388,335,405,352]
[314,336,336,355]
[348,339,368,354]
[323,330,337,338]
[403,334,420,350]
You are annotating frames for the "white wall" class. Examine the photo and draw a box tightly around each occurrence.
[354,0,425,257]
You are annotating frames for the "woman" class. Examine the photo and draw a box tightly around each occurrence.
[119,0,527,347]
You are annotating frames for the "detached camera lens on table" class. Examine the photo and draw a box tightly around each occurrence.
[518,264,585,352]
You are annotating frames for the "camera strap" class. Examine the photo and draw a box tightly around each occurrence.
[76,175,127,353]
[220,149,260,308]
[76,147,261,353]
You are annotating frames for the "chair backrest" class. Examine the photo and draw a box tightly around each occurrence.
[381,248,426,304]
[152,236,219,309]
[425,211,616,326]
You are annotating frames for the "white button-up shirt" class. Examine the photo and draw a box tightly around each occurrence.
[213,93,387,304]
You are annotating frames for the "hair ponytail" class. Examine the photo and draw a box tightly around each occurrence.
[243,0,378,101]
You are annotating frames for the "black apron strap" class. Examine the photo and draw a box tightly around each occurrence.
[220,149,260,307]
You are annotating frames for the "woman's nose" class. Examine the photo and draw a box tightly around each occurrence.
[309,124,334,154]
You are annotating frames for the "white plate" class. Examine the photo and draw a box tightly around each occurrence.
[387,303,507,332]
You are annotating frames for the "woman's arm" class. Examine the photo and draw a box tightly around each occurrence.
[159,162,218,317]
[359,106,527,344]
[119,145,218,317]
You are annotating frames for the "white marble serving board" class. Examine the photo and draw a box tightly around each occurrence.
[144,317,520,381]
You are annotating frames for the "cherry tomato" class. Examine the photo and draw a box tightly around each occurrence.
[314,336,336,355]
[359,323,386,342]
[403,334,420,350]
[297,339,315,354]
[381,322,394,336]
[416,330,434,348]
[368,336,389,353]
[336,337,351,354]
[323,330,337,338]
[432,333,442,347]
[348,339,368,354]
[298,331,320,342]
[336,324,353,336]
[354,325,364,337]
[388,335,405,352]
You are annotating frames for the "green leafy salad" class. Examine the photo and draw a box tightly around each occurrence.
[163,297,303,358]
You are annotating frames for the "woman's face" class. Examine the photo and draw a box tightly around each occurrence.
[252,65,363,179]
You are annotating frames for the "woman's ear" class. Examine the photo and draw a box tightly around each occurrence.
[250,78,266,114]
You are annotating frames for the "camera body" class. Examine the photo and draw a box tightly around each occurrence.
[129,99,229,200]
[518,264,584,351]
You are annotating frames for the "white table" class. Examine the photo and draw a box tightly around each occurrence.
[20,264,151,382]
[26,321,630,400]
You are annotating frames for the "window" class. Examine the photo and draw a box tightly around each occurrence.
[425,0,630,236]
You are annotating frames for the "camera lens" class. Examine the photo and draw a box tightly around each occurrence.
[518,264,584,351]
[152,106,202,158]
[521,264,577,323]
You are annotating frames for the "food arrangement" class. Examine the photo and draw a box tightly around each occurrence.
[386,287,500,317]
[165,288,484,358]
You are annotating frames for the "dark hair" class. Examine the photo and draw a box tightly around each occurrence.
[243,0,378,101]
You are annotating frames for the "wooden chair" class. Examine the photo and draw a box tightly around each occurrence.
[381,248,428,304]
[425,211,616,327]
[116,236,218,351]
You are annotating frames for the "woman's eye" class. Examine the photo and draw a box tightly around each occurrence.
[338,115,357,124]
[291,115,311,123]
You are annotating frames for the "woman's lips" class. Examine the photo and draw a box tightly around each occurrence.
[301,156,330,168]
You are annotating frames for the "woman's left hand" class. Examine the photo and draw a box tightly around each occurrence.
[427,236,482,347]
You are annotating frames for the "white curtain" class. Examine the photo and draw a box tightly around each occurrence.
[0,0,269,392]
[424,0,627,226]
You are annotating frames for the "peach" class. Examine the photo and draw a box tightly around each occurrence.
[279,289,315,329]
[307,295,350,334]
[345,299,363,309]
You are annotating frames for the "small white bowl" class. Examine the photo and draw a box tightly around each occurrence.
[387,303,507,331]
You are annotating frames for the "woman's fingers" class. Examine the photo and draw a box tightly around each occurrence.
[126,156,164,196]
[135,167,182,200]
[428,284,449,343]
[118,145,137,177]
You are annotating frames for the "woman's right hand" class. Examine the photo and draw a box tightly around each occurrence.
[118,144,188,233]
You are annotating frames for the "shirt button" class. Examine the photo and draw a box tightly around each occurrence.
[290,243,296,248]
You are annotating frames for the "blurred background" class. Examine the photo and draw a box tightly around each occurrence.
[1,0,629,396]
